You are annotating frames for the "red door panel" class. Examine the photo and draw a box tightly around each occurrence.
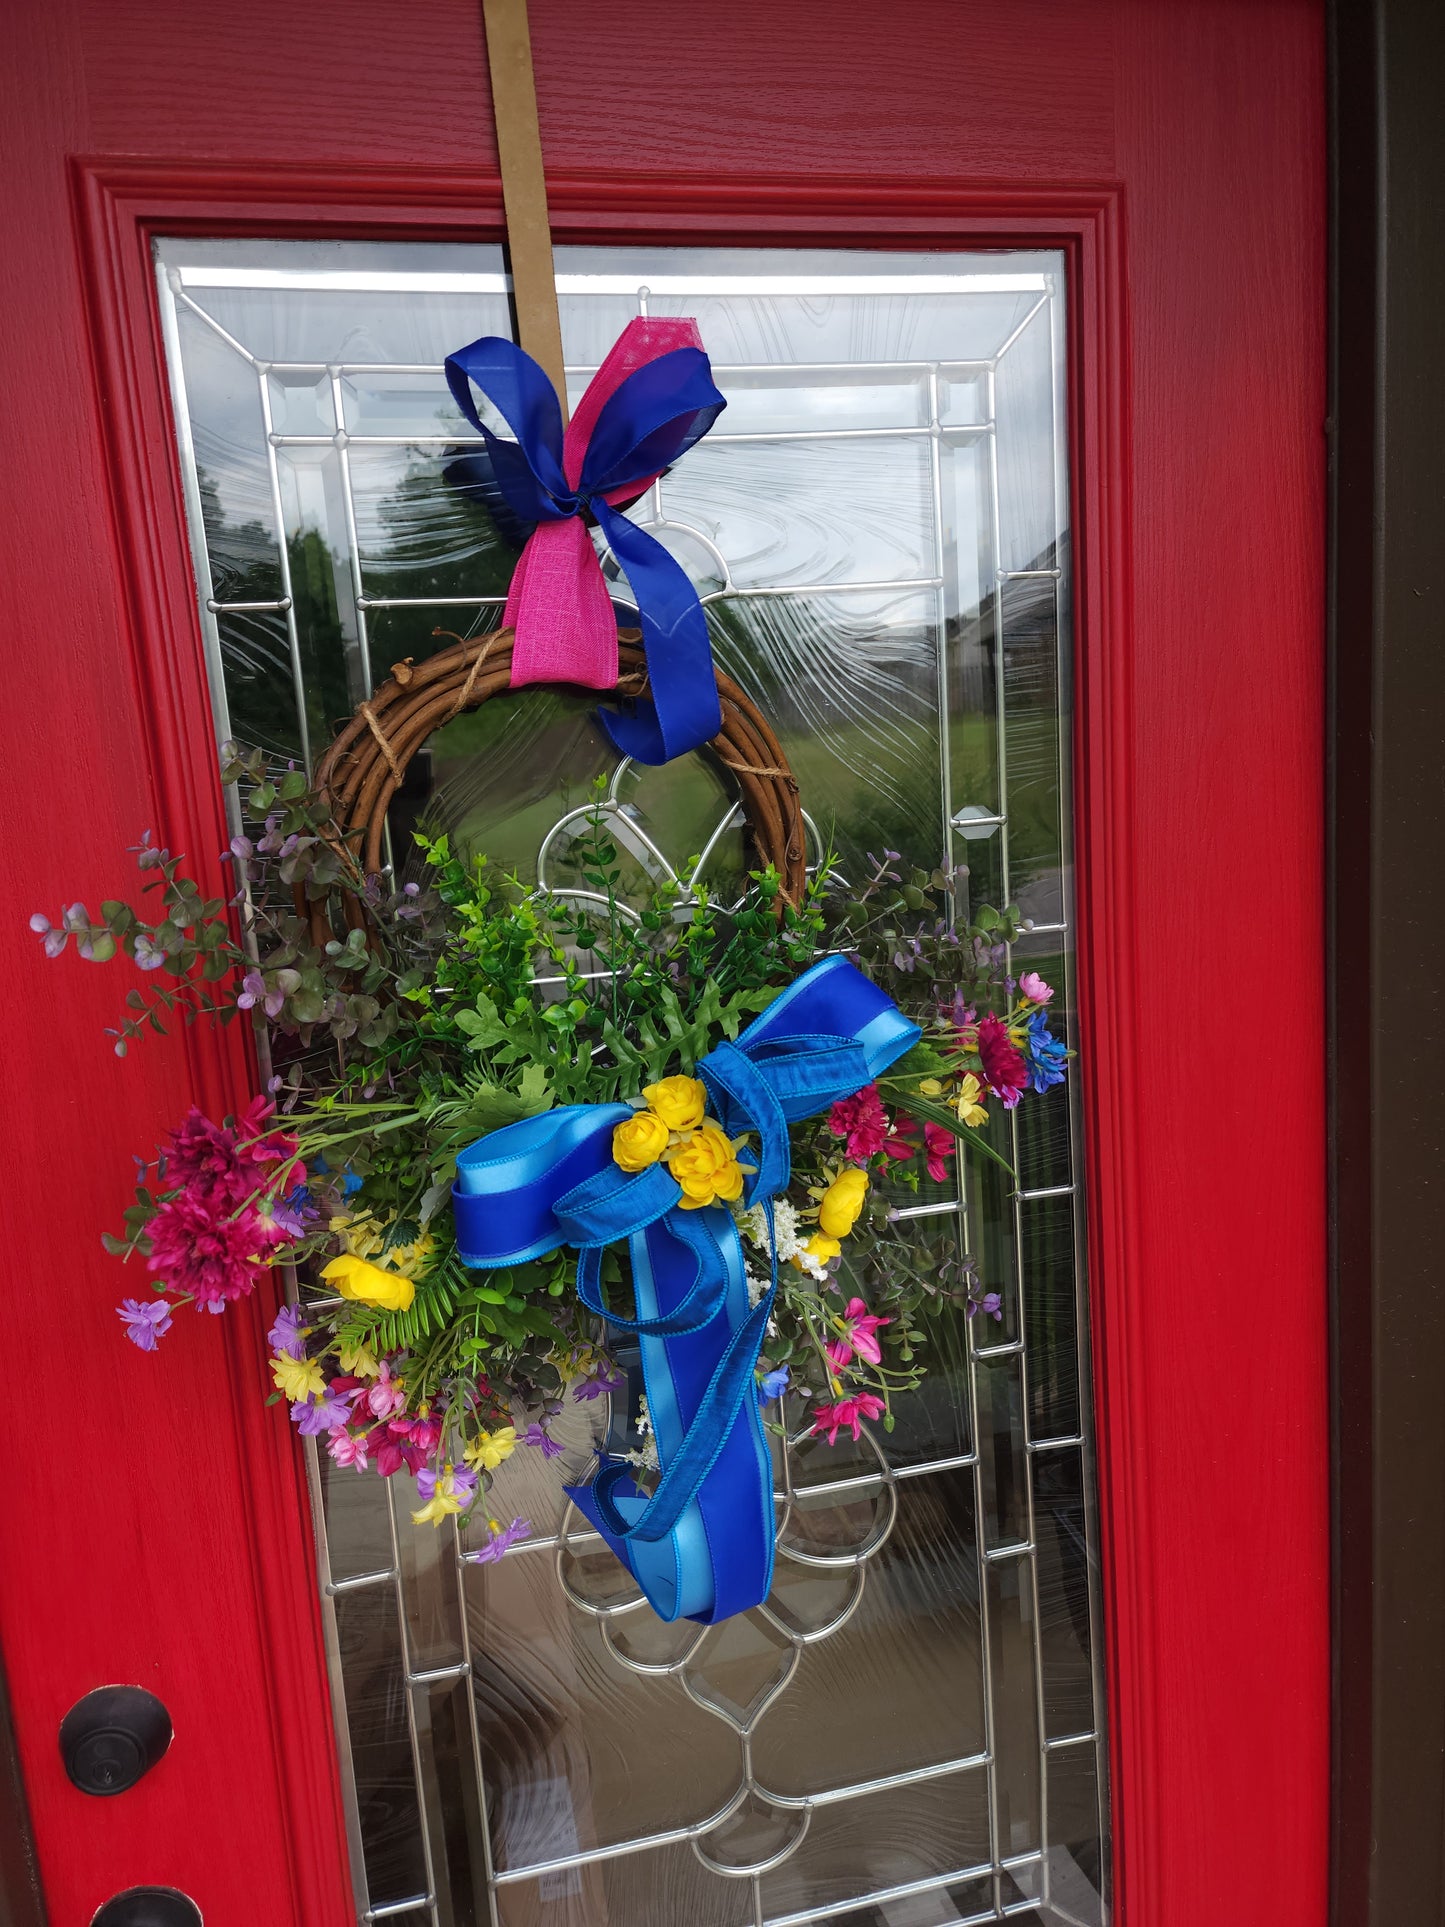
[0,5,1325,1924]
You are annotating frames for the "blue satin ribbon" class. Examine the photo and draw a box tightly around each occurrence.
[444,334,726,765]
[451,955,920,1623]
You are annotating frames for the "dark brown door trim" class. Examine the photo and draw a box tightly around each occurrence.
[1330,2,1445,1922]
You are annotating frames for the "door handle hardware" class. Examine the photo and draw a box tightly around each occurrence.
[60,1686,172,1796]
[91,1890,201,1927]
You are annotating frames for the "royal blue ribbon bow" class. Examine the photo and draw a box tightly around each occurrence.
[444,323,727,766]
[451,955,920,1623]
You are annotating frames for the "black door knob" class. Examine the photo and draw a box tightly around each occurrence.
[91,1889,201,1927]
[60,1687,172,1796]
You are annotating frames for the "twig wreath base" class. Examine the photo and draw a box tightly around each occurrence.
[312,627,807,907]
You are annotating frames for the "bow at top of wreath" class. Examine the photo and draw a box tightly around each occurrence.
[444,317,726,766]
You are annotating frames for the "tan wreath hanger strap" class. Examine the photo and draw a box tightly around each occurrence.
[482,0,569,421]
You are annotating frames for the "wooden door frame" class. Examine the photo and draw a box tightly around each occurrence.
[45,144,1325,1926]
[1329,2,1445,1922]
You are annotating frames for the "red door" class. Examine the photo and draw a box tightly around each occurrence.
[1,5,1326,1924]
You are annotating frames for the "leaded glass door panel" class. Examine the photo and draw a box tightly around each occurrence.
[152,238,1105,1927]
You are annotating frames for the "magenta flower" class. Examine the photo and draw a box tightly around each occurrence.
[809,1392,887,1445]
[976,1013,1029,1110]
[328,1430,370,1470]
[825,1298,892,1370]
[117,1297,173,1351]
[146,1193,274,1306]
[521,1422,564,1459]
[466,1517,532,1565]
[365,1359,407,1419]
[1018,971,1054,1005]
[369,1428,426,1478]
[922,1122,955,1183]
[826,1084,914,1165]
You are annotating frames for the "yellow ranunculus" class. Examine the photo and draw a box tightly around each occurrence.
[464,1426,517,1471]
[612,1108,672,1172]
[642,1075,708,1132]
[817,1167,870,1238]
[955,1072,988,1129]
[321,1254,416,1312]
[790,1231,841,1271]
[271,1352,326,1402]
[667,1121,746,1210]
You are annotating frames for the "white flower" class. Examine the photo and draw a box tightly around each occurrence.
[635,1394,652,1438]
[735,1196,803,1261]
[622,1437,660,1472]
[745,1268,770,1309]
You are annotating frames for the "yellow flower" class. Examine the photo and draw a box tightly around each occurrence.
[271,1353,325,1402]
[917,1078,945,1097]
[412,1466,470,1527]
[612,1108,672,1172]
[667,1121,747,1210]
[955,1073,988,1129]
[463,1426,517,1471]
[337,1337,380,1379]
[818,1167,869,1238]
[789,1231,841,1271]
[642,1075,707,1133]
[321,1254,416,1312]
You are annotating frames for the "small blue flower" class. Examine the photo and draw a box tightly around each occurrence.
[1024,1010,1068,1094]
[759,1366,790,1403]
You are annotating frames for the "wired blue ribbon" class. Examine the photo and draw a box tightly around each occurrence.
[444,316,727,766]
[451,956,920,1623]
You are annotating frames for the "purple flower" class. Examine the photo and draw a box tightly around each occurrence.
[118,1297,173,1351]
[759,1365,790,1403]
[520,1422,564,1459]
[466,1517,532,1565]
[267,1302,309,1360]
[229,835,254,861]
[290,1389,356,1436]
[968,1290,1003,1322]
[573,1366,625,1402]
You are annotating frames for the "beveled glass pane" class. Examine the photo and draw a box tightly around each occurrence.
[155,234,1106,1927]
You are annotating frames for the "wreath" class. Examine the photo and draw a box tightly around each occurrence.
[33,318,1069,1626]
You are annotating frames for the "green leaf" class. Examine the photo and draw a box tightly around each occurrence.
[891,1091,1018,1181]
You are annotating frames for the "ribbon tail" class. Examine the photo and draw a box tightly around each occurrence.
[592,501,722,765]
[506,516,620,692]
[569,1208,774,1622]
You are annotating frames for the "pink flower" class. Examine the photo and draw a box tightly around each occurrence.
[1018,971,1054,1005]
[328,1429,370,1470]
[976,1013,1029,1109]
[809,1393,887,1445]
[365,1359,407,1419]
[922,1122,955,1183]
[407,1413,444,1454]
[824,1298,892,1370]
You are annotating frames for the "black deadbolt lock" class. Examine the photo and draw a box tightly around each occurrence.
[60,1686,172,1796]
[91,1889,201,1927]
